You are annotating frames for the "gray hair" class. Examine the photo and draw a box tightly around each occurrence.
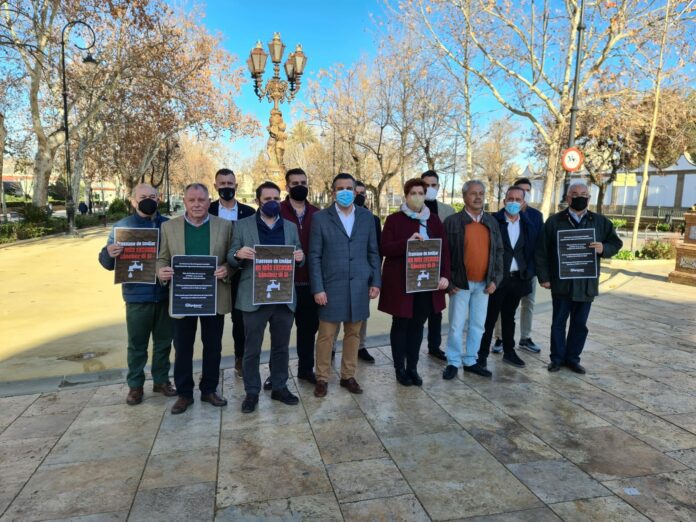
[131,183,157,198]
[184,183,209,196]
[462,179,486,196]
[567,180,589,193]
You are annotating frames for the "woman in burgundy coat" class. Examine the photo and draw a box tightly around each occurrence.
[378,178,451,386]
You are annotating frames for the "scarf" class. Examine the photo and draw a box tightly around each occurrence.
[400,202,430,227]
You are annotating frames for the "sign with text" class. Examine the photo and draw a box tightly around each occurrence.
[406,239,442,293]
[113,228,159,284]
[252,245,295,306]
[557,229,598,279]
[170,255,217,316]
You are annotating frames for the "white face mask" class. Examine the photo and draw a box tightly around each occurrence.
[425,186,438,201]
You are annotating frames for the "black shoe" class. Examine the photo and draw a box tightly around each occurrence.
[463,363,492,378]
[358,348,375,363]
[395,368,413,386]
[271,387,299,405]
[503,352,526,368]
[428,348,447,361]
[547,361,562,372]
[263,376,272,391]
[241,394,258,414]
[477,358,488,369]
[442,365,458,380]
[407,368,423,386]
[566,362,586,374]
[518,338,541,354]
[492,339,503,354]
[297,371,317,384]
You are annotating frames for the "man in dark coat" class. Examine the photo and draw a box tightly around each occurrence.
[536,180,623,374]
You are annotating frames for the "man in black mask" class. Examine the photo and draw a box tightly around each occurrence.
[209,168,255,375]
[536,181,622,374]
[99,184,177,405]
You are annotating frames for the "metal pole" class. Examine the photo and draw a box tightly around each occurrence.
[451,134,458,205]
[165,141,171,215]
[60,27,74,233]
[332,126,336,175]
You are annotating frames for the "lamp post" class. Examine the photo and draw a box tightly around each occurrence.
[61,20,97,234]
[247,33,307,177]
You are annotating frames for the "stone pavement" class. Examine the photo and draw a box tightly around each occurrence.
[1,263,696,521]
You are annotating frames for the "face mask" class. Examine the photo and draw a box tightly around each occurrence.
[336,189,355,207]
[261,200,280,218]
[425,186,438,201]
[218,187,235,201]
[505,202,522,215]
[289,185,308,201]
[570,196,589,211]
[354,194,366,207]
[138,198,158,216]
[408,195,425,209]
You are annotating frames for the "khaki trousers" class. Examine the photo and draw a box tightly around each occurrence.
[316,320,363,382]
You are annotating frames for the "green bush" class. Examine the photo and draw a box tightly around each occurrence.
[452,202,464,213]
[610,218,627,229]
[638,240,676,260]
[108,198,130,216]
[16,204,52,224]
[75,214,103,228]
[655,223,671,232]
[614,249,636,260]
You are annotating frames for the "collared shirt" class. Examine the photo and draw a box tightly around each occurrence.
[335,203,356,236]
[184,213,210,228]
[465,209,483,223]
[569,208,588,224]
[218,201,238,221]
[505,214,520,272]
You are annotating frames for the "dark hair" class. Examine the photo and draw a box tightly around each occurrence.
[404,178,427,195]
[215,168,235,179]
[505,186,526,199]
[255,181,281,200]
[285,167,307,182]
[332,172,356,190]
[513,177,532,187]
[355,180,366,189]
[421,170,439,181]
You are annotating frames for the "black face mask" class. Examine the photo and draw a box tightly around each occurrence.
[289,185,308,201]
[218,187,236,201]
[354,194,366,207]
[570,196,589,212]
[138,198,158,216]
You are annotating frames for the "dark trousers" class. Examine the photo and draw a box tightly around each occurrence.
[550,297,592,365]
[390,293,432,371]
[243,305,294,395]
[427,310,442,352]
[231,274,246,360]
[125,302,172,388]
[294,285,319,375]
[173,314,224,398]
[479,275,526,362]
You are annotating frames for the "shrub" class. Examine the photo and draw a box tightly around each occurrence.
[16,204,52,224]
[638,240,676,260]
[452,202,464,213]
[108,198,130,216]
[655,223,671,232]
[75,214,102,228]
[614,249,636,260]
[610,218,627,230]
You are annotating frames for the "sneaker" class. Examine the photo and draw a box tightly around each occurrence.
[502,351,526,368]
[518,338,541,354]
[492,339,503,354]
[463,363,492,378]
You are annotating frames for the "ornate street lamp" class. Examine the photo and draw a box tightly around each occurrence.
[61,20,97,234]
[248,33,307,175]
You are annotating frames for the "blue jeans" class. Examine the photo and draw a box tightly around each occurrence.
[550,297,592,365]
[446,281,489,367]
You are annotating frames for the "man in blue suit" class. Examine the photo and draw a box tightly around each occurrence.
[309,173,382,397]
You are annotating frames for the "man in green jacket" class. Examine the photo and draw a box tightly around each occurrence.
[536,181,622,374]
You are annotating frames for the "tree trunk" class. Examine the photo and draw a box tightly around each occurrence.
[0,112,7,222]
[72,139,89,209]
[539,132,562,218]
[32,138,57,207]
[596,182,606,214]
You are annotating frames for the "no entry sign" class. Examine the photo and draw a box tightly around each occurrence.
[561,147,585,172]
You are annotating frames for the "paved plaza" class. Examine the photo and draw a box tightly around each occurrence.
[1,260,696,521]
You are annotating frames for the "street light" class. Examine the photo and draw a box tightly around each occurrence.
[248,33,307,176]
[61,20,97,234]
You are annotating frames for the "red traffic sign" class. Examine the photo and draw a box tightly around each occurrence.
[561,147,584,172]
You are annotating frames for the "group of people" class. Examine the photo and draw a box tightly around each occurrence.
[100,167,622,415]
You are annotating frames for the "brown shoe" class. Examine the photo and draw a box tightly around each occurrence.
[340,377,363,394]
[171,396,193,415]
[200,392,228,407]
[314,380,328,398]
[126,387,143,406]
[235,357,243,377]
[153,381,177,397]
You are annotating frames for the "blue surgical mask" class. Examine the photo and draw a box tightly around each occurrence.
[336,189,355,207]
[505,202,522,216]
[261,200,280,218]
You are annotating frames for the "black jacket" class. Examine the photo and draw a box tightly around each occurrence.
[209,200,255,219]
[492,209,538,295]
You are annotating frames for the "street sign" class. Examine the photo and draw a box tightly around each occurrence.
[561,147,585,172]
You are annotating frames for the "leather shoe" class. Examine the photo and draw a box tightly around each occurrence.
[407,368,423,386]
[358,348,375,363]
[263,376,272,391]
[428,348,447,361]
[171,396,193,415]
[297,371,317,384]
[547,361,562,372]
[241,394,258,413]
[442,365,458,380]
[126,387,143,406]
[200,392,228,407]
[566,362,586,374]
[395,368,413,386]
[314,380,328,398]
[340,377,363,394]
[502,352,526,368]
[152,382,177,397]
[463,363,492,378]
[271,387,299,405]
[235,357,243,377]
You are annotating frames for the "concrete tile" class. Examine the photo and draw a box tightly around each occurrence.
[666,448,696,469]
[0,394,38,432]
[215,493,343,521]
[458,507,562,522]
[598,409,696,451]
[506,459,610,504]
[129,482,215,521]
[44,511,129,521]
[0,436,56,478]
[220,394,307,432]
[0,479,25,515]
[140,447,218,490]
[0,412,77,441]
[23,388,96,416]
[549,494,651,521]
[327,457,410,503]
[340,494,430,522]
[661,413,696,435]
[152,404,220,455]
[313,416,387,464]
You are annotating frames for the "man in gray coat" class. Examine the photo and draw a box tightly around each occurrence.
[309,173,382,397]
[228,182,304,413]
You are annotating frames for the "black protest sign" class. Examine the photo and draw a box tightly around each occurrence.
[557,228,598,279]
[114,228,159,284]
[252,245,295,305]
[170,255,217,316]
[406,239,442,293]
